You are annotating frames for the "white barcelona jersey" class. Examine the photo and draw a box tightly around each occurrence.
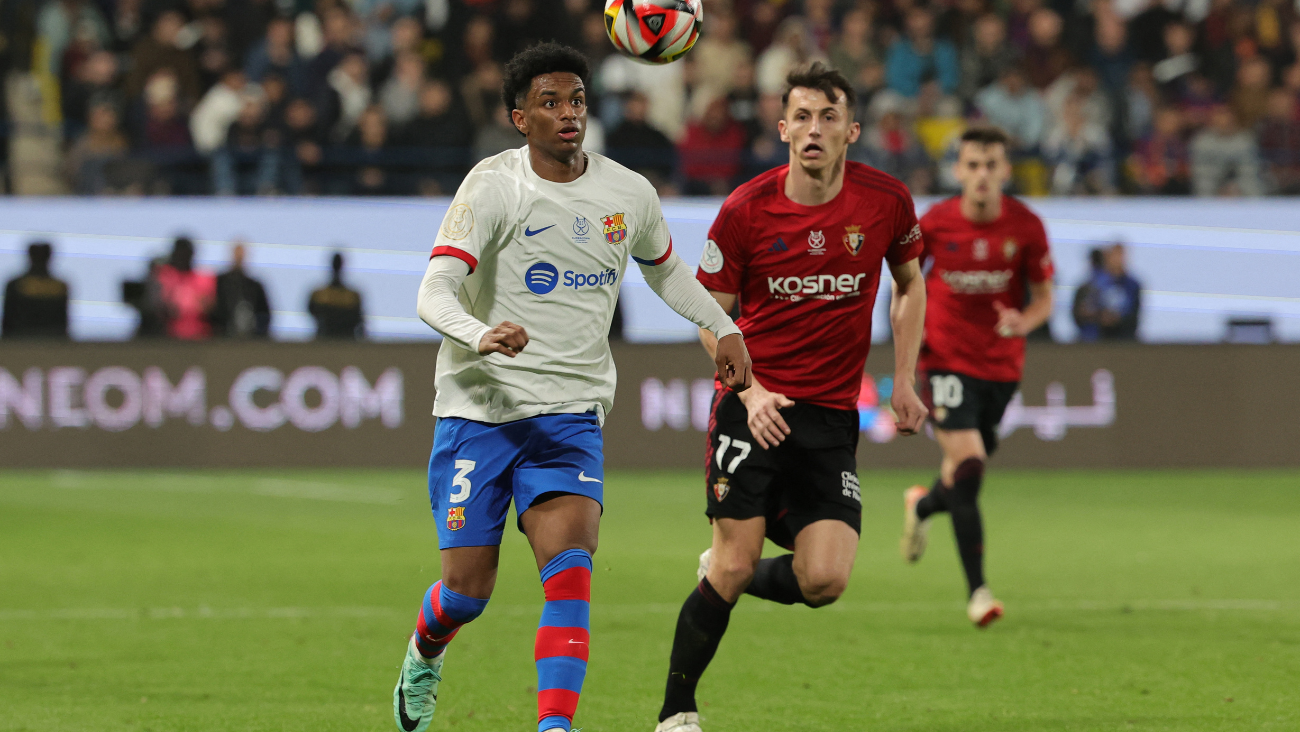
[429,147,674,424]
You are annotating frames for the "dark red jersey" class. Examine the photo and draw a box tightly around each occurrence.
[696,162,922,410]
[918,195,1055,383]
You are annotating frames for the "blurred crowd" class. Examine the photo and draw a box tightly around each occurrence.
[2,0,1299,196]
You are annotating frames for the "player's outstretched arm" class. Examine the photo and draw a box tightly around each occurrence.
[417,256,530,357]
[639,254,750,391]
[888,258,928,435]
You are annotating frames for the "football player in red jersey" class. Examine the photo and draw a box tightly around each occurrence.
[900,126,1055,628]
[653,63,929,732]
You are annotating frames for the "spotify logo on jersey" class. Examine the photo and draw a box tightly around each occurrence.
[525,262,560,294]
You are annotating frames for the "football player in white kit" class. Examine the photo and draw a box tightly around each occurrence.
[392,43,753,732]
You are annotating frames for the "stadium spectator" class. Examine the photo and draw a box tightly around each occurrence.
[474,104,525,163]
[726,59,761,130]
[65,101,129,194]
[678,95,747,195]
[2,242,69,339]
[745,92,788,177]
[1259,88,1300,193]
[280,97,328,194]
[885,6,960,98]
[1152,21,1198,97]
[193,70,261,156]
[1124,64,1158,141]
[155,237,217,341]
[1074,243,1142,341]
[324,52,373,141]
[341,105,397,195]
[857,91,933,191]
[756,17,821,95]
[35,0,111,78]
[139,70,193,156]
[306,6,362,97]
[125,10,202,107]
[379,52,426,127]
[193,15,235,92]
[213,96,280,195]
[1043,92,1115,194]
[309,252,365,339]
[1191,105,1264,196]
[1231,57,1274,129]
[693,11,752,96]
[959,14,1016,103]
[975,65,1046,154]
[607,92,676,188]
[1023,8,1071,89]
[1090,11,1131,98]
[243,16,308,94]
[399,79,473,194]
[1045,67,1113,135]
[61,50,122,139]
[828,7,882,98]
[1130,106,1192,194]
[212,242,271,338]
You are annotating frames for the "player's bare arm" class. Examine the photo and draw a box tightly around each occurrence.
[478,321,529,357]
[889,258,927,435]
[698,290,789,449]
[994,280,1054,337]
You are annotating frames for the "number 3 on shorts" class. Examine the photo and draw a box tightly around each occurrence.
[450,459,475,503]
[930,375,964,408]
[715,435,752,474]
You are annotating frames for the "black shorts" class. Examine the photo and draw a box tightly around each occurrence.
[921,370,1019,456]
[704,390,861,550]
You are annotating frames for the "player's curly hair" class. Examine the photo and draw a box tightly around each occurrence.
[501,42,591,115]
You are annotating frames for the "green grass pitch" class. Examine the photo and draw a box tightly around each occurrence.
[2,467,1297,731]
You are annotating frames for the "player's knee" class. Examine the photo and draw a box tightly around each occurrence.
[797,571,848,608]
[950,457,985,502]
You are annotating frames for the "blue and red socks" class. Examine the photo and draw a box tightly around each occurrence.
[535,548,592,732]
[413,580,488,660]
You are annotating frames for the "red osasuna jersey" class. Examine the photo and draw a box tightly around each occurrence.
[696,162,922,410]
[918,195,1055,383]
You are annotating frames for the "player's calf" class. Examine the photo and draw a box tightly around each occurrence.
[535,548,593,732]
[394,581,489,732]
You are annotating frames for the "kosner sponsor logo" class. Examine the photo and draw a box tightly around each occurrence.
[0,366,403,433]
[940,269,1014,294]
[766,272,868,300]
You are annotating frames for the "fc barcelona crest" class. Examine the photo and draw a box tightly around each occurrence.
[713,477,730,502]
[446,506,466,531]
[843,225,865,256]
[602,213,627,244]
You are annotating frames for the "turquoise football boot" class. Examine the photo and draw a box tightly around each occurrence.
[393,635,443,732]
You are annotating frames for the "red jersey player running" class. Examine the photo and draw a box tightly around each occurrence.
[654,63,929,732]
[900,126,1056,628]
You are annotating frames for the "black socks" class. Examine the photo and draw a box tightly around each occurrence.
[916,458,987,596]
[660,577,734,722]
[744,554,806,605]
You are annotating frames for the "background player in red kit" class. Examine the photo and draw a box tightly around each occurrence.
[900,126,1055,628]
[653,63,929,732]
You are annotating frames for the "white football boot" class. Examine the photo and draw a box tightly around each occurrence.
[655,711,703,732]
[696,548,711,582]
[967,585,1004,628]
[900,486,931,563]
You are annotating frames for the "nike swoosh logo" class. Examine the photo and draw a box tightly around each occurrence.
[524,225,556,236]
[577,472,601,483]
[396,670,421,731]
[569,639,587,644]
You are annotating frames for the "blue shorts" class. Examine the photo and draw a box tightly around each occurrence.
[428,412,604,549]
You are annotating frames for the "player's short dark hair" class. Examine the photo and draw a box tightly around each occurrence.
[501,42,591,114]
[960,125,1010,149]
[782,62,856,112]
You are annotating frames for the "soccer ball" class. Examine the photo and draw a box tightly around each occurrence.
[603,0,704,65]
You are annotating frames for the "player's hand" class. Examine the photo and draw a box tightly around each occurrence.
[478,321,529,357]
[993,301,1029,338]
[714,333,752,393]
[738,383,794,449]
[890,380,927,436]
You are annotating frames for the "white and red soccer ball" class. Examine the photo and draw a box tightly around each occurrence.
[603,0,704,65]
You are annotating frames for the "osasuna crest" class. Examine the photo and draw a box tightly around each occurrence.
[713,476,730,502]
[808,230,826,255]
[973,238,989,260]
[602,213,628,244]
[1003,238,1018,260]
[843,225,865,256]
[446,506,466,531]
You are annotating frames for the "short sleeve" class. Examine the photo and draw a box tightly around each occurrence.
[629,191,674,266]
[430,171,510,273]
[695,201,747,293]
[1023,216,1055,283]
[885,193,922,266]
